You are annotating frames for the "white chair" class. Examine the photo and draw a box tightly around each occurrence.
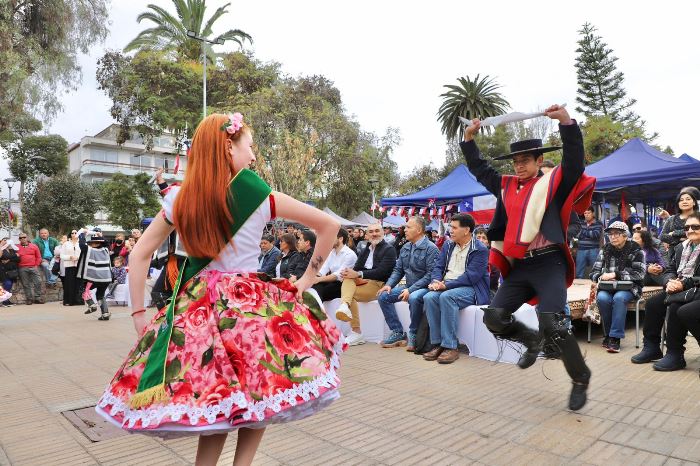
[107,284,129,306]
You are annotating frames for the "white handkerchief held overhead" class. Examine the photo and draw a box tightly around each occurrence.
[459,104,567,129]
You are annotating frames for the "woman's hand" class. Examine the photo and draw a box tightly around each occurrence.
[294,276,313,301]
[600,272,616,281]
[132,311,147,337]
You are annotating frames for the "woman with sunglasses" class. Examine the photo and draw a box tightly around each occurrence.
[59,230,82,306]
[633,212,700,370]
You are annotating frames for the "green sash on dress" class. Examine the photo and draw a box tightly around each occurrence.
[129,169,272,409]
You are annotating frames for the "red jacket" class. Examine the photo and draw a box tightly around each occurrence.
[17,242,42,268]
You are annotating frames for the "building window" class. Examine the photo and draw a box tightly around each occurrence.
[92,148,118,163]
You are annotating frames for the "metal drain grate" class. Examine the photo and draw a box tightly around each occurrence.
[62,406,127,442]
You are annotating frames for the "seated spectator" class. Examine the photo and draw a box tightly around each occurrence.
[632,229,666,286]
[0,238,19,306]
[290,229,316,282]
[659,187,700,258]
[275,233,301,279]
[106,255,127,298]
[257,234,281,277]
[575,206,603,278]
[335,223,397,346]
[32,228,59,287]
[632,212,700,370]
[632,220,662,249]
[590,221,646,353]
[383,226,396,245]
[312,228,357,301]
[109,233,128,265]
[130,228,142,243]
[422,213,490,364]
[475,227,500,296]
[393,226,407,255]
[377,216,439,349]
[351,228,367,256]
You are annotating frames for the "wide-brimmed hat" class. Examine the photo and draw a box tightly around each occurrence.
[605,221,629,236]
[494,138,562,161]
[86,233,106,245]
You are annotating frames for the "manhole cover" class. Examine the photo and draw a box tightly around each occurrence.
[62,406,127,442]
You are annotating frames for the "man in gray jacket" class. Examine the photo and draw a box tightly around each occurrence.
[377,216,439,349]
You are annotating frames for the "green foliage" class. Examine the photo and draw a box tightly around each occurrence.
[575,22,657,142]
[398,163,442,196]
[5,134,69,184]
[97,49,400,218]
[23,173,100,234]
[437,75,510,141]
[123,0,251,63]
[0,0,109,132]
[581,115,645,163]
[100,173,162,230]
[96,50,201,149]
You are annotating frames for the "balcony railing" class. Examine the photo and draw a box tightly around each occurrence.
[80,159,185,176]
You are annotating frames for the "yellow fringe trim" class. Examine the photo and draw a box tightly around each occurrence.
[128,384,169,409]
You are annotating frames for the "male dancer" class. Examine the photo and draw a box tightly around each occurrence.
[461,104,596,410]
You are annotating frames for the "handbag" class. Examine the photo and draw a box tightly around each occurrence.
[6,269,18,280]
[597,280,634,291]
[582,283,601,324]
[51,260,60,276]
[664,287,700,305]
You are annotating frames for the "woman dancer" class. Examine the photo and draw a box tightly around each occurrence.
[96,113,343,466]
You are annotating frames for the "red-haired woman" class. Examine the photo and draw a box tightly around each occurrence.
[96,113,343,465]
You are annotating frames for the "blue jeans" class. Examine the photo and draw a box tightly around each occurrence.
[596,290,634,339]
[378,285,429,334]
[424,286,476,349]
[41,259,57,284]
[575,248,599,279]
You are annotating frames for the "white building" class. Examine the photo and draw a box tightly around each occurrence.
[67,124,187,231]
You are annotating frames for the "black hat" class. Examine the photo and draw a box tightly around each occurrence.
[494,138,562,160]
[86,233,106,246]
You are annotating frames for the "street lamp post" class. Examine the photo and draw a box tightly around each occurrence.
[368,177,379,219]
[186,30,225,120]
[4,177,16,231]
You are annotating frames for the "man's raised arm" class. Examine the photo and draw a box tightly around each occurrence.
[459,119,502,195]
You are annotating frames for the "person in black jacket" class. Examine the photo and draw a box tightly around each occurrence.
[290,230,316,281]
[276,233,302,279]
[335,223,398,346]
[462,105,595,411]
[0,238,20,306]
[632,212,700,371]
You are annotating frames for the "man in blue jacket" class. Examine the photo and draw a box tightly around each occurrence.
[422,213,490,364]
[377,216,439,350]
[257,235,281,277]
[575,206,603,278]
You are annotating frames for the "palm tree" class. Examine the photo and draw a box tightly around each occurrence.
[124,0,252,62]
[437,74,510,140]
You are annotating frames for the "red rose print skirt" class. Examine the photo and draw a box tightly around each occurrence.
[96,271,345,437]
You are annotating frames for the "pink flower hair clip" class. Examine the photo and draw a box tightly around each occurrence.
[220,112,244,135]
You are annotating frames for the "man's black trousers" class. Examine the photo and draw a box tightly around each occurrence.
[491,249,590,383]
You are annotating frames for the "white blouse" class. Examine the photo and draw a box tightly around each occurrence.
[60,240,81,268]
[162,186,272,273]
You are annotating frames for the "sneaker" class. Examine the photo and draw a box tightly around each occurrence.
[335,303,352,322]
[345,331,365,346]
[606,337,621,353]
[406,332,416,352]
[381,330,407,348]
[601,336,610,348]
[97,312,111,321]
[84,305,98,314]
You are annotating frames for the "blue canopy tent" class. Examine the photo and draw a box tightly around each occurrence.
[585,139,700,199]
[382,215,406,227]
[680,153,700,164]
[381,164,491,206]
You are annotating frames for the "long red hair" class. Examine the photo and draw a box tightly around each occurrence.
[173,114,250,258]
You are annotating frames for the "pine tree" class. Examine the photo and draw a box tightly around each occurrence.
[574,23,638,125]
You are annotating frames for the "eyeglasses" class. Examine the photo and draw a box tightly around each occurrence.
[683,224,700,231]
[18,236,27,239]
[632,226,642,231]
[71,231,77,234]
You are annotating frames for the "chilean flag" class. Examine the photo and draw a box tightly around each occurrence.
[459,194,497,225]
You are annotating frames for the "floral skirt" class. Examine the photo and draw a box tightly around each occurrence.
[96,271,345,437]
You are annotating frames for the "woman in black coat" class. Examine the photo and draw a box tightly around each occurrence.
[276,233,302,279]
[0,238,20,306]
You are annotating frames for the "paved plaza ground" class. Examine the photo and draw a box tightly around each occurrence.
[1,302,700,465]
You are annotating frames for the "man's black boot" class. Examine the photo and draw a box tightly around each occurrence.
[631,341,663,364]
[512,321,542,369]
[569,381,589,411]
[652,351,686,371]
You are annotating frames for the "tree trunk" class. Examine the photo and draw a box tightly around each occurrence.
[19,181,25,233]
